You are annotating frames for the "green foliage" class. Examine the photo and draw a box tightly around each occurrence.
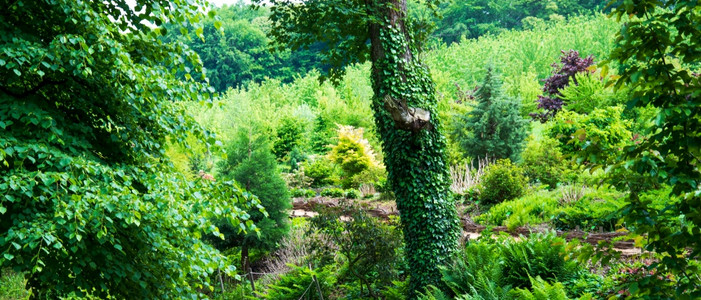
[429,233,594,299]
[452,68,529,162]
[426,14,618,105]
[214,128,291,261]
[475,189,561,230]
[476,185,627,231]
[559,72,628,114]
[320,188,345,198]
[602,1,701,296]
[290,188,317,198]
[479,159,527,205]
[547,106,632,164]
[169,3,327,91]
[520,136,569,189]
[0,0,261,297]
[0,269,27,299]
[328,125,379,188]
[511,276,584,300]
[302,156,336,188]
[260,264,337,300]
[345,189,361,199]
[274,116,308,162]
[428,0,606,44]
[309,202,404,298]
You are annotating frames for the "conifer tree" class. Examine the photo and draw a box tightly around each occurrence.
[453,68,528,162]
[214,127,291,272]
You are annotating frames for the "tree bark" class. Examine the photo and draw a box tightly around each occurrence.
[366,0,460,296]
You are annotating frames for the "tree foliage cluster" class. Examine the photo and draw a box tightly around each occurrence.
[0,0,261,298]
[422,0,607,44]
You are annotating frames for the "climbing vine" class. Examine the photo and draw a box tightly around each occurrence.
[257,0,459,295]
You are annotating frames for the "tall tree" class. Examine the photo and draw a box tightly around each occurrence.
[214,127,291,273]
[0,0,259,297]
[598,0,701,297]
[257,0,460,295]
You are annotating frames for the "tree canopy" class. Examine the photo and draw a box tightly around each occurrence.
[0,0,260,297]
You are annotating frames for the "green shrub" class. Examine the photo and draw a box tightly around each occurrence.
[500,233,581,290]
[510,276,584,300]
[547,106,632,165]
[320,188,345,198]
[433,233,596,299]
[309,202,404,298]
[520,136,569,189]
[475,189,560,230]
[261,265,337,300]
[479,159,527,205]
[345,189,361,199]
[0,269,27,299]
[303,156,336,188]
[291,188,317,198]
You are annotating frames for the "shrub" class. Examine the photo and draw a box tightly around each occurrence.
[432,233,595,299]
[303,156,336,188]
[308,202,404,298]
[260,264,337,300]
[479,159,527,205]
[291,188,317,198]
[474,189,560,230]
[452,67,528,162]
[328,125,380,188]
[345,189,361,199]
[0,269,27,299]
[547,106,632,165]
[321,188,345,198]
[520,136,569,189]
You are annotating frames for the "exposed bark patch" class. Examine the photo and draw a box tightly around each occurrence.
[383,95,433,132]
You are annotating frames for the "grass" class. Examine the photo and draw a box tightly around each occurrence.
[0,269,28,300]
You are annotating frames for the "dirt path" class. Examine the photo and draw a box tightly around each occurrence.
[291,197,642,256]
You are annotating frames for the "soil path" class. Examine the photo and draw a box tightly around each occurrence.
[291,197,642,256]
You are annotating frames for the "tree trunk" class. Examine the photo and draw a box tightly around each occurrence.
[241,244,250,278]
[367,0,460,296]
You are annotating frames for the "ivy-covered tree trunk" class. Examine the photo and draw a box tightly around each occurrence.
[367,0,460,295]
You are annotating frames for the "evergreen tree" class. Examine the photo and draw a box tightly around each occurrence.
[215,127,291,272]
[453,68,528,162]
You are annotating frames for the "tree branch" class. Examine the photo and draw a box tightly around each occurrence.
[0,79,66,98]
[383,95,433,132]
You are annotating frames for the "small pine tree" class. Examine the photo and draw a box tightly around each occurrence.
[214,127,291,272]
[453,67,528,162]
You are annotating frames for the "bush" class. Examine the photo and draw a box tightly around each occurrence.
[520,136,569,189]
[291,188,317,198]
[475,189,560,230]
[260,264,337,300]
[328,125,381,188]
[308,202,404,298]
[321,188,345,198]
[345,189,361,199]
[433,233,595,299]
[303,156,336,188]
[547,106,632,165]
[0,269,27,299]
[479,159,527,205]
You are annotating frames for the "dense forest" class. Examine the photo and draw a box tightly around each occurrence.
[1,0,700,299]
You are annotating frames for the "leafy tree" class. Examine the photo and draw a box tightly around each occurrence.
[216,127,291,272]
[427,0,606,44]
[453,68,528,162]
[531,50,595,122]
[256,0,460,295]
[0,0,260,298]
[600,0,701,297]
[309,202,404,298]
[172,2,327,92]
